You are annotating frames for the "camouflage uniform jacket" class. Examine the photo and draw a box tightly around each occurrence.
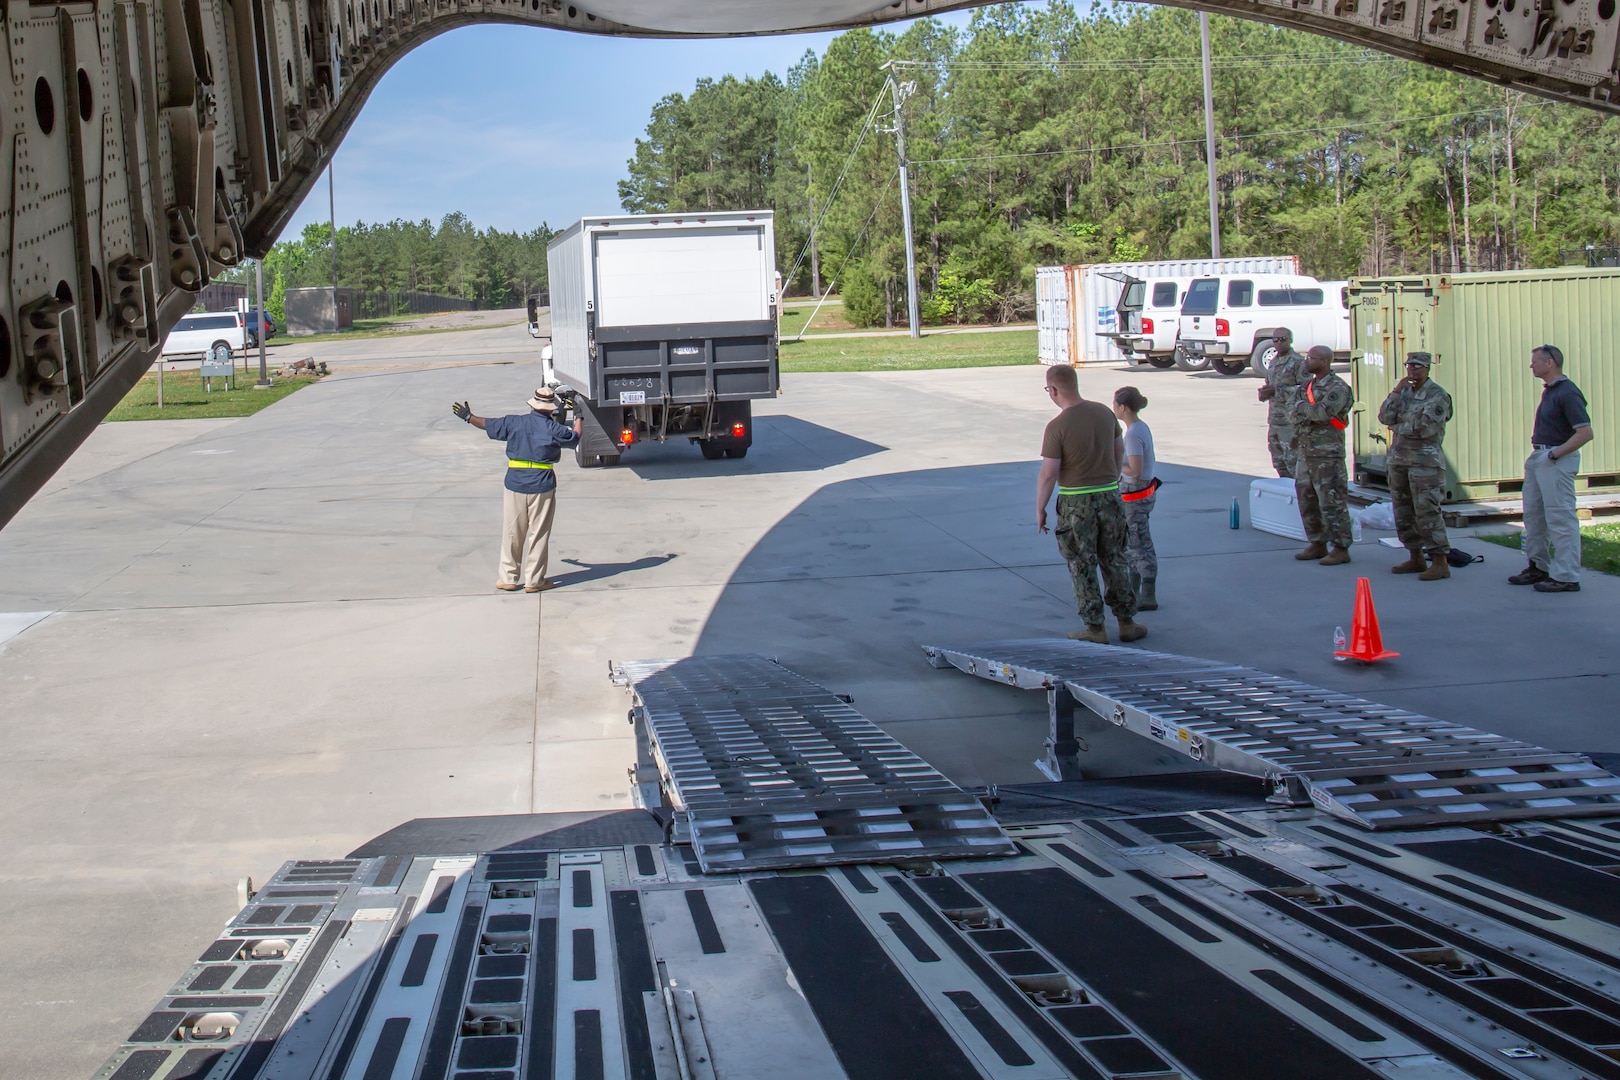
[1292,371,1354,455]
[1267,349,1309,428]
[1377,379,1452,469]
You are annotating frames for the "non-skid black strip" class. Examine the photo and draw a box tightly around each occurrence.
[227,919,347,1080]
[168,1048,225,1080]
[1047,842,1114,878]
[574,1009,605,1080]
[368,855,404,888]
[573,928,597,981]
[198,940,239,962]
[879,911,941,963]
[417,904,483,1080]
[749,875,984,1080]
[129,1011,185,1042]
[886,876,1104,1080]
[187,967,233,991]
[169,996,265,1009]
[1401,837,1620,927]
[1120,870,1521,1080]
[1130,815,1219,842]
[633,844,657,876]
[572,869,594,908]
[610,891,659,1080]
[401,933,439,987]
[1547,821,1620,849]
[246,906,285,925]
[839,864,879,893]
[1335,884,1620,1021]
[1247,889,1620,1080]
[1432,872,1565,921]
[1308,825,1401,858]
[233,964,281,991]
[684,890,726,954]
[1202,812,1267,839]
[1082,818,1137,848]
[424,876,455,914]
[324,896,419,1080]
[360,1017,411,1080]
[965,868,1380,1080]
[1133,894,1220,944]
[109,1049,170,1080]
[943,991,1036,1067]
[1512,833,1620,867]
[1250,968,1384,1042]
[526,917,559,1080]
[263,888,340,898]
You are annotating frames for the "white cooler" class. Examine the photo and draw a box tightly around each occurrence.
[1248,477,1361,542]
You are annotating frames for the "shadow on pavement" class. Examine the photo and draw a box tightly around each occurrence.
[553,553,678,588]
[622,414,887,481]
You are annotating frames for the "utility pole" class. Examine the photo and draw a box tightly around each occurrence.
[328,160,338,291]
[885,66,922,339]
[807,164,822,298]
[1201,13,1221,259]
[255,259,269,388]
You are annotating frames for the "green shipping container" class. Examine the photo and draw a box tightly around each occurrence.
[1348,267,1620,502]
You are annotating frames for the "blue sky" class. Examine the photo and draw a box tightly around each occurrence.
[282,12,987,240]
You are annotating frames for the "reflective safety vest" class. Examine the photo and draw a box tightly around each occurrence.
[508,459,555,469]
[1305,378,1348,430]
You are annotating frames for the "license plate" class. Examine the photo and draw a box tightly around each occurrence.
[619,390,645,405]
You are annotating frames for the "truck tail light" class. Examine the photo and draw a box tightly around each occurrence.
[1140,317,1154,335]
[1215,318,1230,336]
[620,429,635,446]
[731,422,746,438]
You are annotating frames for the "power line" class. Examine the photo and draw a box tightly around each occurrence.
[783,82,895,296]
[792,171,897,342]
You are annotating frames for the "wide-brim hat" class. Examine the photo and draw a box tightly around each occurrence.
[527,386,558,412]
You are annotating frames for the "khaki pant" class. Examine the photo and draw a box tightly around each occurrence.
[1523,449,1580,583]
[499,488,556,587]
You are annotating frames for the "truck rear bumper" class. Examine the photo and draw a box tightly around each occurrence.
[1183,340,1229,357]
[593,320,778,406]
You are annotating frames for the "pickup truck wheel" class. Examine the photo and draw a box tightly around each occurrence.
[1212,358,1247,376]
[1251,340,1279,378]
[724,446,747,459]
[699,442,725,460]
[1172,346,1209,373]
[209,341,233,363]
[1147,356,1176,369]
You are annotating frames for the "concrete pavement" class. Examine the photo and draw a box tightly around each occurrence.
[1,320,1616,1078]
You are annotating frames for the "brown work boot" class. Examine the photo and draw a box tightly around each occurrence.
[1295,542,1328,561]
[1068,625,1108,644]
[1391,549,1426,574]
[1319,546,1352,566]
[1419,553,1451,580]
[1117,618,1148,643]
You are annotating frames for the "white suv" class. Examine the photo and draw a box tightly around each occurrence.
[1104,276,1187,369]
[1176,274,1350,376]
[161,311,249,363]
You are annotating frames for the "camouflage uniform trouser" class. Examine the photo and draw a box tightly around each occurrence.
[1268,424,1298,479]
[1055,492,1137,627]
[1123,492,1157,581]
[1388,464,1449,554]
[1295,452,1353,550]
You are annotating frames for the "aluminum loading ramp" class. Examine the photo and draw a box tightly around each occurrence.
[925,640,1620,830]
[610,654,1018,871]
[96,808,1620,1080]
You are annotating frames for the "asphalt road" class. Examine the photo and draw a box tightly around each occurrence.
[2,320,1615,1078]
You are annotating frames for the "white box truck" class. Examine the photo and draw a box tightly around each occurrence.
[542,212,779,466]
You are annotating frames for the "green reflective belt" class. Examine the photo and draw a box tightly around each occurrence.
[1058,483,1119,496]
[508,460,554,469]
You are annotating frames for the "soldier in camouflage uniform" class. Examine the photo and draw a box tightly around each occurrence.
[1292,346,1355,565]
[1257,327,1308,478]
[1377,352,1454,581]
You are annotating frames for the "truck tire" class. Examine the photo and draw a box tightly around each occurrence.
[600,455,620,467]
[699,442,724,460]
[574,443,601,469]
[1147,356,1176,369]
[1251,340,1279,378]
[724,446,747,459]
[210,341,233,364]
[1172,346,1209,373]
[1213,358,1247,376]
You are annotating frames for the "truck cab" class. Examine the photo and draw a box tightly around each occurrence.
[1177,274,1350,376]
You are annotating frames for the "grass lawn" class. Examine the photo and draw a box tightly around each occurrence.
[1478,520,1620,577]
[106,369,319,421]
[779,329,1038,372]
[779,303,856,335]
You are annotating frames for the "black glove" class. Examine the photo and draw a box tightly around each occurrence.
[452,401,471,423]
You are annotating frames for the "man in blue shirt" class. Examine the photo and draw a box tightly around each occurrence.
[453,388,582,592]
[1509,344,1594,593]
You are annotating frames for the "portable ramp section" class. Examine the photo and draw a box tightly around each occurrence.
[610,654,1017,871]
[924,639,1620,830]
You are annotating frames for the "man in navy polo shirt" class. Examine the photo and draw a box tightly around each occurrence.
[1509,344,1594,593]
[453,388,582,593]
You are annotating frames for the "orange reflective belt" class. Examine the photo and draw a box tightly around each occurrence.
[1121,478,1162,502]
[1306,379,1348,430]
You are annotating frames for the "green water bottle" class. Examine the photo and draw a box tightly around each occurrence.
[1229,497,1240,529]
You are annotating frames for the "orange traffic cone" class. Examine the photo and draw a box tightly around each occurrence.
[1335,576,1400,663]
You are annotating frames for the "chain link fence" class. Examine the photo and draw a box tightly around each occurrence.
[351,290,481,319]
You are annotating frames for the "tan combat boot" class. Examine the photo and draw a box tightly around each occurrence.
[1068,625,1108,644]
[1295,542,1328,561]
[1391,548,1426,574]
[1117,618,1148,643]
[1319,546,1352,566]
[1419,552,1451,580]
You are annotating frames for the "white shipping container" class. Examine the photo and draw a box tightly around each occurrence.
[1037,256,1303,365]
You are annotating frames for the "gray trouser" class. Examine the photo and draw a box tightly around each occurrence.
[1523,449,1581,583]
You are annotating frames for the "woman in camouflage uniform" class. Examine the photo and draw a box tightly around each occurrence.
[1113,387,1161,610]
[1376,352,1454,580]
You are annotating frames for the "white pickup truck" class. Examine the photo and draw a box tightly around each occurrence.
[1176,274,1350,376]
